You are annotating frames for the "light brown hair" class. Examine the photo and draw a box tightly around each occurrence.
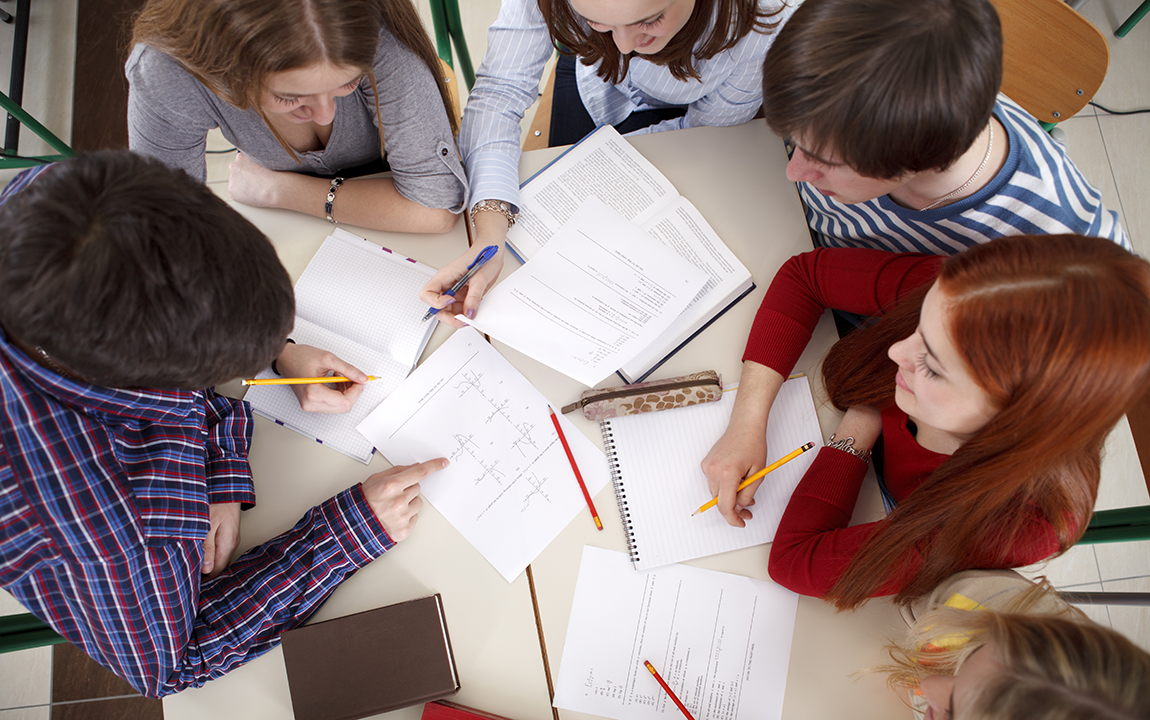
[540,0,785,84]
[820,235,1150,609]
[884,581,1150,720]
[131,0,458,161]
[762,0,1002,178]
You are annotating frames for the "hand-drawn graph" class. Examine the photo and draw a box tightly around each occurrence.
[358,328,610,583]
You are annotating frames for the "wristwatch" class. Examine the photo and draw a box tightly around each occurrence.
[826,433,872,463]
[470,199,518,228]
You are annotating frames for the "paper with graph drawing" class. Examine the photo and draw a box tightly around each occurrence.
[357,327,610,582]
[554,546,798,720]
[244,228,436,464]
[463,197,708,387]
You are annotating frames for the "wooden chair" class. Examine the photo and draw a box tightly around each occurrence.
[989,0,1110,127]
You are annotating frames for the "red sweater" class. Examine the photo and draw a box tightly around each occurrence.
[743,248,1061,598]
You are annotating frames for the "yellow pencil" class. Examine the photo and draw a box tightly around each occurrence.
[241,375,379,386]
[691,441,816,516]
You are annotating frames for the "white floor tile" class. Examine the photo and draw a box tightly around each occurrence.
[1054,114,1128,235]
[1098,575,1150,653]
[1018,543,1102,587]
[1097,113,1150,254]
[0,708,50,720]
[0,645,51,710]
[1095,541,1150,581]
[1081,0,1150,112]
[1058,582,1115,628]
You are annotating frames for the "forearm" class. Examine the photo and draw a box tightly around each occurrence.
[259,174,458,234]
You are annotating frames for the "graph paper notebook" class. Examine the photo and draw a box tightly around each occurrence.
[245,228,436,464]
[601,377,822,570]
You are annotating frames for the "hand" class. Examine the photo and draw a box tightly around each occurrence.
[701,421,766,529]
[227,152,283,208]
[274,343,368,414]
[419,212,509,328]
[361,458,449,542]
[202,502,241,578]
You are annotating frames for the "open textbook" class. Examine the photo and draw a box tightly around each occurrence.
[357,328,610,582]
[244,228,436,464]
[554,547,798,720]
[507,125,755,383]
[465,198,708,387]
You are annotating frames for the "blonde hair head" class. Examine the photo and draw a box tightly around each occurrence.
[884,581,1150,719]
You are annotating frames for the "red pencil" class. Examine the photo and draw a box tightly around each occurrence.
[548,407,603,530]
[644,661,695,720]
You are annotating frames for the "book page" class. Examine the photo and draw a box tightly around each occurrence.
[620,198,754,382]
[605,379,822,570]
[554,546,798,720]
[356,328,610,582]
[507,126,680,260]
[245,229,436,464]
[465,198,708,387]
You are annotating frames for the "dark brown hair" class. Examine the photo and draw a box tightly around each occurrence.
[540,0,785,84]
[762,0,1002,178]
[818,235,1150,609]
[0,151,294,389]
[131,0,458,160]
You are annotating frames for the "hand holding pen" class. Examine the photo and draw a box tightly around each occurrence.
[422,245,500,322]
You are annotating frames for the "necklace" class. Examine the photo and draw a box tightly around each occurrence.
[35,346,68,375]
[919,122,994,212]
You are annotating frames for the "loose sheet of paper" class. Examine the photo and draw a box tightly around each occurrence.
[508,125,679,260]
[245,229,436,464]
[554,546,798,720]
[357,327,610,582]
[465,198,708,386]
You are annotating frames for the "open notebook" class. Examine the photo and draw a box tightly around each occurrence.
[244,228,436,464]
[601,377,822,570]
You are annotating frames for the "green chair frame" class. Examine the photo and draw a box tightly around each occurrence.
[1079,505,1150,544]
[1116,0,1149,37]
[0,90,74,170]
[0,612,66,655]
[429,0,476,91]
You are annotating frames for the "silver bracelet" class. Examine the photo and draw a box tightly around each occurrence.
[470,199,517,228]
[324,177,345,224]
[827,433,872,463]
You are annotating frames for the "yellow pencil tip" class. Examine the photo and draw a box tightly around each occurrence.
[690,509,700,517]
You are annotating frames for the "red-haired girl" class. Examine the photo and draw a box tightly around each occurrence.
[701,235,1150,609]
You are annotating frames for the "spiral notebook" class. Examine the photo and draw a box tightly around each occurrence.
[601,377,822,570]
[245,228,437,464]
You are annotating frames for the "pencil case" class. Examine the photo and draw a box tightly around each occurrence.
[561,371,723,421]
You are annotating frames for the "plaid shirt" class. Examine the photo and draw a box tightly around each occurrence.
[0,166,394,697]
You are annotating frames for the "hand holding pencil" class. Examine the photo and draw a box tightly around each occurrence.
[693,442,816,517]
[260,343,369,415]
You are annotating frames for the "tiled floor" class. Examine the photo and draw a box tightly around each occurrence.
[2,0,1150,716]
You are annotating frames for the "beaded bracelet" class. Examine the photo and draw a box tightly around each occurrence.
[324,177,345,224]
[470,199,517,228]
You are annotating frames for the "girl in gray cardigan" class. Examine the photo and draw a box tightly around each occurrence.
[127,0,467,233]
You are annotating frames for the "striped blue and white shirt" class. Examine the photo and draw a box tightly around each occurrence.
[460,0,794,211]
[799,95,1130,254]
[0,167,395,697]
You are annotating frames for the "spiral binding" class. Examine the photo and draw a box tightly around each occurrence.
[600,419,640,566]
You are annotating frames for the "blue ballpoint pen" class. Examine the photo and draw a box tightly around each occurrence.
[422,245,500,321]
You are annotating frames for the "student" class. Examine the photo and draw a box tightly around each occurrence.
[421,0,794,324]
[887,570,1150,720]
[700,235,1150,608]
[761,0,1129,255]
[127,0,466,232]
[0,152,447,697]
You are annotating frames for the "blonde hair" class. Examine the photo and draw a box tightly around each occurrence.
[131,0,458,161]
[883,581,1150,719]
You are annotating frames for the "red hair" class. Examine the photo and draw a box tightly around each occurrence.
[821,235,1150,609]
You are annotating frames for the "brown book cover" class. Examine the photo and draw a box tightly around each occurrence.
[282,594,460,720]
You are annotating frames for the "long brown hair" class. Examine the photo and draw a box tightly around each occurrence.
[821,235,1150,609]
[539,0,785,84]
[131,0,458,161]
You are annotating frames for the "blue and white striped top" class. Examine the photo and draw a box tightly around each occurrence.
[460,0,794,211]
[799,94,1130,254]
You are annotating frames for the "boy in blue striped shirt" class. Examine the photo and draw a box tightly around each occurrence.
[761,0,1128,255]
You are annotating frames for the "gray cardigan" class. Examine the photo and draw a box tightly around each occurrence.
[126,26,466,213]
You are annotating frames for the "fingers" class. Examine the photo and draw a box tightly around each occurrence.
[362,458,448,542]
[419,246,505,326]
[202,532,216,575]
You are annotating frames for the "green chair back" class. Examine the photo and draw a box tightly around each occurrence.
[0,612,67,655]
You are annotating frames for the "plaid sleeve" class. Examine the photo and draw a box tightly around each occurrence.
[200,389,256,507]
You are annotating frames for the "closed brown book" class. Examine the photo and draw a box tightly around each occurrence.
[282,594,460,720]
